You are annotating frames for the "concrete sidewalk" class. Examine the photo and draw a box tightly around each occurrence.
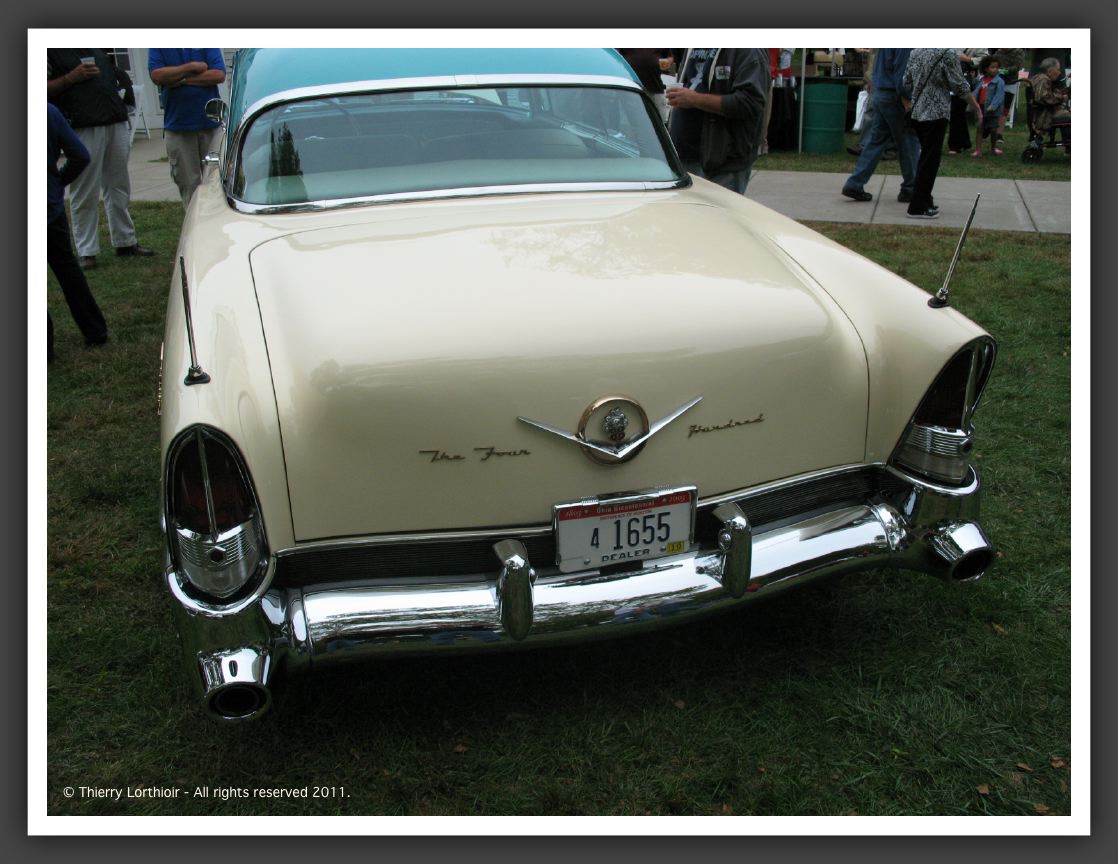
[128,135,1070,234]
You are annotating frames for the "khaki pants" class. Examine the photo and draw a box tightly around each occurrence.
[166,128,222,208]
[69,121,137,257]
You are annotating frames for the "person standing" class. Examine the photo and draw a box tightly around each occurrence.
[666,48,769,194]
[840,48,920,204]
[47,49,155,270]
[970,56,1005,157]
[991,48,1026,145]
[148,49,227,208]
[47,103,108,360]
[902,48,981,219]
[946,50,978,154]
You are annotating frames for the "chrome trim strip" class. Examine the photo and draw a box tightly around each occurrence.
[885,463,980,497]
[699,463,886,510]
[230,181,686,216]
[276,524,553,556]
[271,463,886,557]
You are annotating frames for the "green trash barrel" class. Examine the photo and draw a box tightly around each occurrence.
[802,81,846,153]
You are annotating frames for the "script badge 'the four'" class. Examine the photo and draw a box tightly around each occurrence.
[423,397,763,465]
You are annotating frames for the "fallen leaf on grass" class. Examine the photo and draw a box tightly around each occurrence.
[977,784,990,796]
[721,804,733,815]
[673,700,686,710]
[1009,772,1025,785]
[1033,803,1051,815]
[991,623,1009,636]
[1016,762,1034,773]
[1050,756,1068,769]
[453,743,469,754]
[757,766,767,774]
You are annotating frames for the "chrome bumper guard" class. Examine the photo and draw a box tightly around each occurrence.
[168,466,993,721]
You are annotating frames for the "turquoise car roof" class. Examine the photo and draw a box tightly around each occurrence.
[227,48,639,133]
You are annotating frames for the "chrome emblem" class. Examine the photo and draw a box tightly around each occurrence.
[603,407,629,443]
[517,395,703,466]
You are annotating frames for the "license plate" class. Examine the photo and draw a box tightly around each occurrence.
[553,487,696,573]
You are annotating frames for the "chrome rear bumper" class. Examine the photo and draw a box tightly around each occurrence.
[167,466,993,721]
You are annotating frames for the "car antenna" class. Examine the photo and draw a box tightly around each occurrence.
[179,257,211,386]
[929,194,980,308]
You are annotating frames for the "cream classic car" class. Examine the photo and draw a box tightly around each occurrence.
[161,48,996,721]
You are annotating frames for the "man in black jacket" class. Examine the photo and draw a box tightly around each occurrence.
[667,48,769,194]
[47,49,154,270]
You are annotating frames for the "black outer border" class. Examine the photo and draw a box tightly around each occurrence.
[17,3,1108,863]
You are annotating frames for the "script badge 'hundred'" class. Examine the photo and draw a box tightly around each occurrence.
[687,413,765,438]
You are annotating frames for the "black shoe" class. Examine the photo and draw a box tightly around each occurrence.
[906,207,940,220]
[115,244,155,257]
[846,146,863,156]
[897,190,913,203]
[841,187,873,202]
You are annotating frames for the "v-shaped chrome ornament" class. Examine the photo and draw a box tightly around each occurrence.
[517,396,703,465]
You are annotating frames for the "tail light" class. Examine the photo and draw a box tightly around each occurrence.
[165,427,267,601]
[891,337,996,485]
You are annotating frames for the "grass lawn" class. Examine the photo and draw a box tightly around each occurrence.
[44,202,1071,817]
[759,124,1071,182]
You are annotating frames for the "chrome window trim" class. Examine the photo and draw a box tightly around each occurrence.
[224,73,677,212]
[230,180,688,215]
[273,463,884,557]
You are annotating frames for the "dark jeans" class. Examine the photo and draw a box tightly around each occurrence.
[845,89,919,195]
[48,211,107,355]
[947,94,971,152]
[909,117,947,214]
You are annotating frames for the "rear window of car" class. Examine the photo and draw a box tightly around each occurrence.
[234,85,682,206]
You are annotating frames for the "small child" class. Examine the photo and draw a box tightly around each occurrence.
[971,56,1005,156]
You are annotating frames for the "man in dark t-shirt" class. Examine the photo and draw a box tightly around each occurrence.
[47,49,154,269]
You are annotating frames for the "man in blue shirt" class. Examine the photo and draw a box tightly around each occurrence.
[148,49,226,207]
[48,103,108,359]
[840,48,920,204]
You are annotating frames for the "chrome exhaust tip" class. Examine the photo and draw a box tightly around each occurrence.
[929,521,995,582]
[208,682,272,721]
[198,646,273,721]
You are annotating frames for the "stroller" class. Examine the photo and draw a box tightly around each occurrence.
[1021,78,1071,162]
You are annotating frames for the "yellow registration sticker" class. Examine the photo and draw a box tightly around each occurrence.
[666,541,685,554]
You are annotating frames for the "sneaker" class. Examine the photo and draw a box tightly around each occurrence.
[897,190,913,203]
[841,187,873,202]
[115,244,155,257]
[907,208,941,220]
[78,256,97,270]
[846,146,863,156]
[993,148,1003,156]
[970,150,982,158]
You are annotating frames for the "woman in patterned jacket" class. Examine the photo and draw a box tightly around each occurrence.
[902,48,981,219]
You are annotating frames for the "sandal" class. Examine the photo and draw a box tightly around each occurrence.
[970,151,982,157]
